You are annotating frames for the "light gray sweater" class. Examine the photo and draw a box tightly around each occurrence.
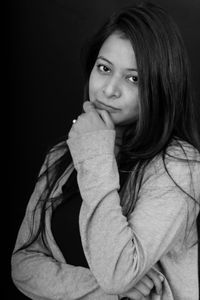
[11,130,200,299]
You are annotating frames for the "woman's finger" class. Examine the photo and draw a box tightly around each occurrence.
[83,101,96,113]
[83,101,114,129]
[121,276,153,299]
[133,278,152,297]
[121,271,164,299]
[146,269,164,295]
[120,287,144,299]
[96,108,115,129]
[140,275,154,290]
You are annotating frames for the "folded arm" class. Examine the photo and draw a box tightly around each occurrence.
[67,130,198,295]
[11,148,118,300]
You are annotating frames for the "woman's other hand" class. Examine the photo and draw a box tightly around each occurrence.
[68,101,114,139]
[120,269,164,299]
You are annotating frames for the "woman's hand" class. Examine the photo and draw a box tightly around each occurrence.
[120,269,164,299]
[68,101,114,139]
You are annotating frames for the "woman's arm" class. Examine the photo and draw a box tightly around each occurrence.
[11,155,162,300]
[11,149,118,300]
[67,129,199,295]
[12,246,116,300]
[12,248,109,300]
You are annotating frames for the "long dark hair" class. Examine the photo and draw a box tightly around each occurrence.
[16,2,200,252]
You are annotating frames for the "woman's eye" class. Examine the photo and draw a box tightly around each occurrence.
[97,64,110,73]
[128,75,138,84]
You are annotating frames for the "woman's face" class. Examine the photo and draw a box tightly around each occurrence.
[89,31,139,126]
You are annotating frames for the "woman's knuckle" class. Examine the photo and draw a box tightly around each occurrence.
[143,288,150,296]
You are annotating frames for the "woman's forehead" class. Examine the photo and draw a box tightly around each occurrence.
[98,32,137,70]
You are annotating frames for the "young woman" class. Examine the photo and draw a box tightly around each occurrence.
[11,2,200,300]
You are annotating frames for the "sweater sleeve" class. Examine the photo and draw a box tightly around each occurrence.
[67,131,200,295]
[11,147,118,300]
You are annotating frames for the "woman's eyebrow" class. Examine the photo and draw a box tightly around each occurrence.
[97,56,137,71]
[97,56,113,65]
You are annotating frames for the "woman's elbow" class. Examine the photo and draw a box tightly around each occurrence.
[96,270,138,295]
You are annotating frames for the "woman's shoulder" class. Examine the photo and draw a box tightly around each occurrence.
[166,139,200,161]
[164,140,200,178]
[150,139,200,169]
[143,139,200,196]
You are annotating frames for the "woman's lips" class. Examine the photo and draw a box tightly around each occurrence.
[93,100,120,113]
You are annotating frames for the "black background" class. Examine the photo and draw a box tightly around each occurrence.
[7,0,200,299]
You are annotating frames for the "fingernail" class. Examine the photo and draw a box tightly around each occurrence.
[157,289,161,295]
[159,275,164,281]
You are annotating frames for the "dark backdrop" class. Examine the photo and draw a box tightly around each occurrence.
[7,0,200,299]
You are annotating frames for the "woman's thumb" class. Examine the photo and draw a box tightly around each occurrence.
[83,101,96,113]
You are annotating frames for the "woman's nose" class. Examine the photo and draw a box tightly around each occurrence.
[103,77,121,99]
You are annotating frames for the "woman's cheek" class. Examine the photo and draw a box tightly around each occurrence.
[88,78,97,102]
